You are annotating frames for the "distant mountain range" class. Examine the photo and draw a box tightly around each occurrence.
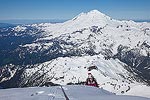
[0,19,149,25]
[0,19,67,25]
[0,23,16,28]
[0,10,150,97]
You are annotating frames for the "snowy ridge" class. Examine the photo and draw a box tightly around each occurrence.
[22,10,150,56]
[31,10,120,38]
[72,10,111,23]
[0,10,150,98]
[0,85,149,100]
[23,55,132,85]
[12,26,27,32]
[21,54,148,97]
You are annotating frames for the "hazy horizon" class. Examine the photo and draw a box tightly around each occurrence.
[0,18,150,25]
[0,0,150,21]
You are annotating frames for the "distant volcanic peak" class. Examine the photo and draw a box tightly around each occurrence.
[87,10,106,16]
[72,10,111,21]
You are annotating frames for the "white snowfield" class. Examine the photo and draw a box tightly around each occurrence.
[23,55,150,98]
[0,85,149,100]
[21,10,150,55]
[7,10,150,99]
[124,85,150,98]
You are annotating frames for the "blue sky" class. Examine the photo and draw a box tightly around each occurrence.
[0,0,150,20]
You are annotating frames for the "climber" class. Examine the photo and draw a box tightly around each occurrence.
[85,73,99,87]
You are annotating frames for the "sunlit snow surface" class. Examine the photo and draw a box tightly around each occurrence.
[21,10,150,55]
[22,55,150,98]
[0,85,149,100]
[1,10,150,99]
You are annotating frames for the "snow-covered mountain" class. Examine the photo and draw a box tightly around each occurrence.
[0,10,150,98]
[25,10,150,55]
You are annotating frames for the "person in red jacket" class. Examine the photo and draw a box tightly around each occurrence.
[85,73,99,87]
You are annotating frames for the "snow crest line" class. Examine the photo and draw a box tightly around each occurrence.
[60,86,69,100]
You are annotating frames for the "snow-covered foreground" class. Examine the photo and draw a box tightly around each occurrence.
[124,85,150,98]
[0,85,149,100]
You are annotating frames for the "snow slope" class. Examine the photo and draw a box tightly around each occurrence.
[0,85,149,100]
[124,85,150,98]
[23,10,150,53]
[0,10,150,99]
[20,54,150,98]
[22,55,132,84]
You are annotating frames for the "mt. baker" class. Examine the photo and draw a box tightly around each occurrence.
[0,10,150,98]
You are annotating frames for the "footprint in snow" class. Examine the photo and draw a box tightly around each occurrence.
[47,93,55,96]
[31,91,45,96]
